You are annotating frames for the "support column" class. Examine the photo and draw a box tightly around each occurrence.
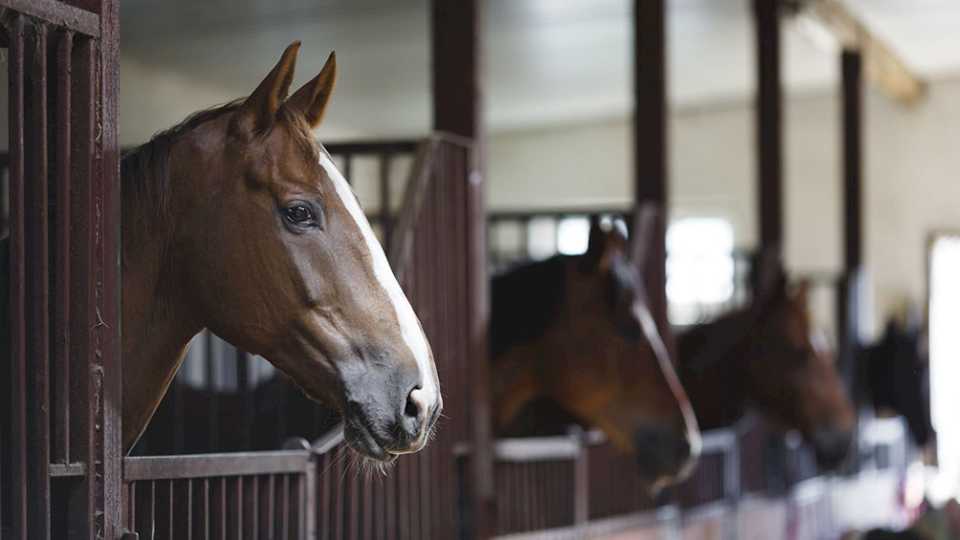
[431,2,493,537]
[633,0,669,332]
[753,0,784,269]
[838,49,864,397]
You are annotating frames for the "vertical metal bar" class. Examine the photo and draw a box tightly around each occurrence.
[186,479,193,540]
[267,475,275,540]
[52,29,74,464]
[235,477,243,540]
[7,15,28,540]
[24,32,53,538]
[304,462,316,540]
[754,0,784,259]
[168,480,176,539]
[281,475,290,540]
[128,482,136,534]
[347,472,359,540]
[149,481,157,538]
[219,477,228,540]
[203,479,210,540]
[250,476,259,540]
[66,32,94,536]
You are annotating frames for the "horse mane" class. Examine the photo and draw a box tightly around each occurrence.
[489,256,569,360]
[121,100,319,232]
[676,306,754,374]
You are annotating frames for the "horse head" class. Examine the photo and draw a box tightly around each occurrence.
[492,206,700,488]
[743,264,856,469]
[121,43,440,460]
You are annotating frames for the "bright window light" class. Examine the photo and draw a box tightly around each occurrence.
[557,216,590,255]
[666,217,735,325]
[527,217,558,260]
[929,236,960,502]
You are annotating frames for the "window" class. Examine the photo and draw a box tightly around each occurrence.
[928,235,960,503]
[666,217,736,326]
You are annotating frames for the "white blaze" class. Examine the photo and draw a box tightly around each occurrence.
[318,153,439,411]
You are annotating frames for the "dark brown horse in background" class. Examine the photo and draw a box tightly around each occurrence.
[490,209,700,488]
[677,259,856,468]
[3,42,442,461]
[861,316,934,448]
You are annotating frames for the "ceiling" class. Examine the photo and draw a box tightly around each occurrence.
[118,0,960,141]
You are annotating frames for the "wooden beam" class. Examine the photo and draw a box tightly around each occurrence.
[430,2,494,538]
[633,0,669,333]
[837,48,864,400]
[754,0,784,263]
[432,1,482,141]
[842,49,863,271]
[807,0,927,105]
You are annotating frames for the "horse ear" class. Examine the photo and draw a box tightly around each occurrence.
[751,249,787,304]
[239,41,301,132]
[629,203,659,270]
[581,215,607,271]
[287,51,338,129]
[790,280,811,315]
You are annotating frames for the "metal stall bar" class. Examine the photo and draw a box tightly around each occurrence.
[52,28,74,466]
[6,13,29,539]
[25,20,52,539]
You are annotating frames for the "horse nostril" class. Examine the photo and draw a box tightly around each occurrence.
[404,386,422,419]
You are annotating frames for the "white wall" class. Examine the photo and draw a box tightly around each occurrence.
[487,77,960,335]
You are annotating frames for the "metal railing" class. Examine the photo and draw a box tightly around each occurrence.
[122,449,316,540]
[458,418,908,540]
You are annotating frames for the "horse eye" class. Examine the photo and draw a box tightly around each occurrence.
[283,203,316,226]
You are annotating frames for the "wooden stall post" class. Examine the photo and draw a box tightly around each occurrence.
[633,0,671,335]
[838,49,864,403]
[753,0,784,275]
[430,1,493,537]
[98,1,124,536]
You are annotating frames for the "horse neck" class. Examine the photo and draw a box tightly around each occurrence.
[120,148,203,453]
[677,310,750,430]
[489,257,569,431]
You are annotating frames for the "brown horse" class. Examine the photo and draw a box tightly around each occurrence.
[491,210,700,487]
[116,42,440,459]
[677,262,856,469]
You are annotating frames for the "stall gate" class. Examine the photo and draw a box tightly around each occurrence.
[0,1,124,538]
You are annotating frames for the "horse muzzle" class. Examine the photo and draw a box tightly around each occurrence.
[341,362,442,461]
[633,425,700,487]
